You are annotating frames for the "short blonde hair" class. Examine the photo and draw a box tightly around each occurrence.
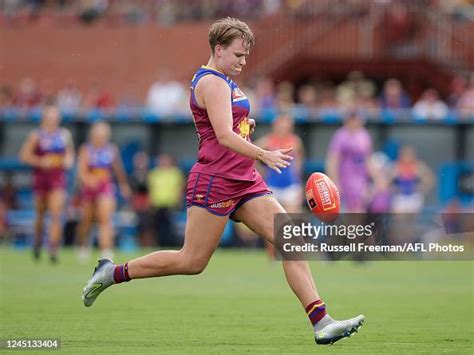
[209,17,255,54]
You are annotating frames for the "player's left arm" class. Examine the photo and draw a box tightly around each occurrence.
[63,129,75,169]
[112,145,131,198]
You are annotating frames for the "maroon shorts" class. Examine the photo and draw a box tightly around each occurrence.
[81,181,115,204]
[186,172,272,217]
[33,169,66,196]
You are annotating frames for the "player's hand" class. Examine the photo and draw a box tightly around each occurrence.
[260,147,294,174]
[249,118,256,135]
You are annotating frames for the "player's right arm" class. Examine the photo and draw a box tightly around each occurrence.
[196,75,293,174]
[77,145,97,188]
[19,131,42,168]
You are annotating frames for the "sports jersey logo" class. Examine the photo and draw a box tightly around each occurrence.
[232,88,247,102]
[238,118,250,139]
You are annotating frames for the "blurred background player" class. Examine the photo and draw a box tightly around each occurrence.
[256,114,304,213]
[326,109,373,213]
[76,121,130,261]
[390,145,435,244]
[392,145,435,214]
[256,113,304,258]
[19,105,74,262]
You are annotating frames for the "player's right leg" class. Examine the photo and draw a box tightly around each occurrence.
[47,189,66,263]
[76,202,94,262]
[33,194,47,260]
[95,195,116,260]
[82,206,228,307]
[232,195,365,345]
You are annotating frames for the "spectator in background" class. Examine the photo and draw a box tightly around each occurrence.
[336,70,376,107]
[326,109,373,212]
[457,78,474,119]
[379,78,411,109]
[147,154,184,246]
[318,82,339,109]
[253,76,276,114]
[275,81,295,111]
[13,77,42,108]
[146,71,188,117]
[78,0,109,24]
[412,88,448,120]
[83,81,115,109]
[297,84,318,114]
[130,151,153,247]
[56,80,82,112]
[383,1,420,53]
[447,75,467,107]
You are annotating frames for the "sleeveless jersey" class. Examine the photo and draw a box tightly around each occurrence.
[189,66,257,181]
[394,161,420,195]
[34,128,68,170]
[86,144,115,182]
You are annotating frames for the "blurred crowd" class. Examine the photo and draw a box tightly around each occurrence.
[1,71,473,120]
[1,0,473,26]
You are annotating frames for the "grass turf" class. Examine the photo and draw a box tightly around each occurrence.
[0,248,472,354]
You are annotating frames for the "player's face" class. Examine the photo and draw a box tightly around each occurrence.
[41,106,60,129]
[91,123,111,146]
[216,38,249,76]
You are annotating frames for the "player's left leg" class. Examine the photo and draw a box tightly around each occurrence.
[47,189,66,263]
[232,195,365,345]
[96,195,116,259]
[33,194,48,260]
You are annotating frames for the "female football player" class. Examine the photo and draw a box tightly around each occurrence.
[20,105,74,262]
[82,17,364,345]
[76,121,130,260]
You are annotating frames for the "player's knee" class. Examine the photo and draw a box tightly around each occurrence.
[49,213,62,224]
[96,215,112,225]
[183,256,209,275]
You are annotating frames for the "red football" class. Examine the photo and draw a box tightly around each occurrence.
[305,172,340,222]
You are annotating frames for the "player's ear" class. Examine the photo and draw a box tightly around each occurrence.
[215,44,223,57]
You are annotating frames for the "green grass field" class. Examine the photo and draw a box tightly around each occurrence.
[0,248,472,354]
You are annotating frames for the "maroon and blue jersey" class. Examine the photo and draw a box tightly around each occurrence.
[34,128,68,170]
[33,128,68,194]
[86,143,115,183]
[189,66,257,181]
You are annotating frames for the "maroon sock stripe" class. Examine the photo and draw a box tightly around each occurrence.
[114,263,131,283]
[305,299,327,326]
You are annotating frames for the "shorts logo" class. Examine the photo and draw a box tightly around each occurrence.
[195,194,204,201]
[209,199,235,209]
